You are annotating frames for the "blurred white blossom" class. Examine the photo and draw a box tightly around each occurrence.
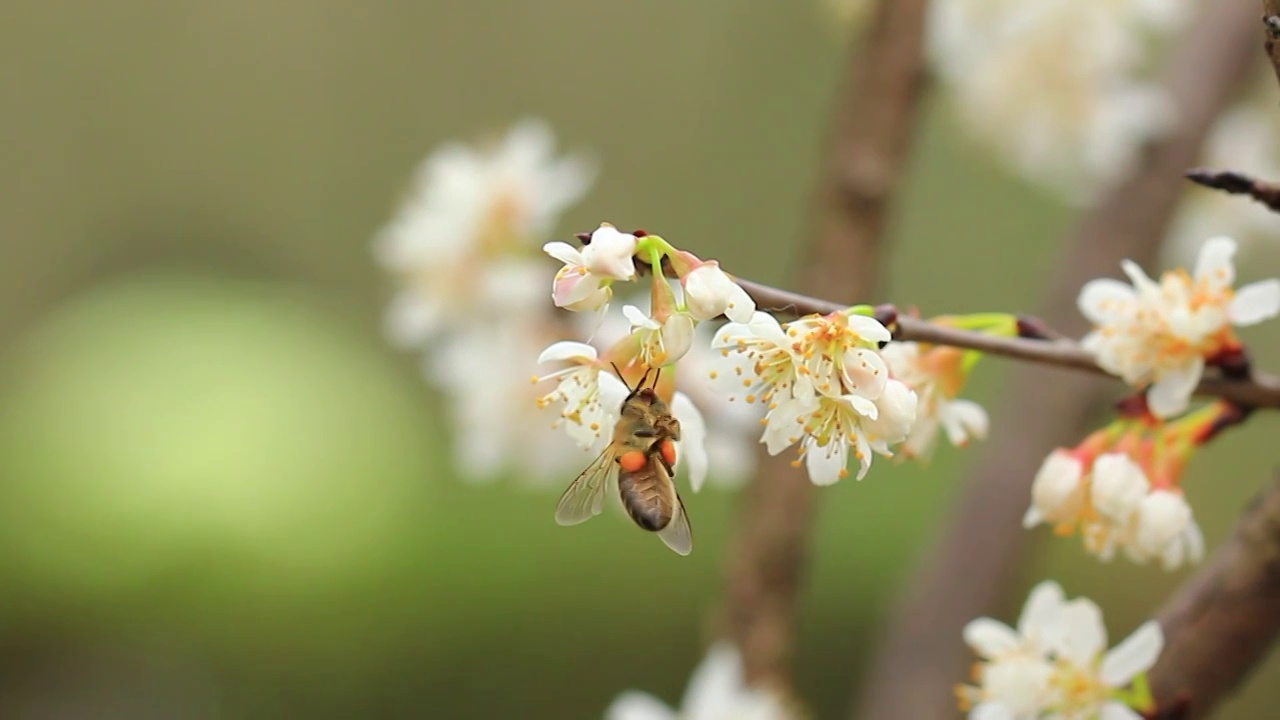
[923,0,1189,204]
[605,643,790,720]
[958,581,1163,720]
[373,118,598,485]
[1023,451,1204,570]
[880,341,988,462]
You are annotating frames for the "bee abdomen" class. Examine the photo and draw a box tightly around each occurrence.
[618,475,673,532]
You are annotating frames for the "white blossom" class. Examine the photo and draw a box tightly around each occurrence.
[711,311,916,485]
[1024,452,1204,570]
[959,581,1164,720]
[682,261,756,323]
[545,224,639,312]
[605,643,790,720]
[375,118,594,346]
[880,342,988,461]
[624,305,696,367]
[1079,237,1280,417]
[929,0,1183,203]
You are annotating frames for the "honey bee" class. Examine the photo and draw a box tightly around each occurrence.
[554,365,693,555]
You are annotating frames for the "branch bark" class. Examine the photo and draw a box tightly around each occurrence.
[718,0,931,697]
[1149,473,1280,719]
[1185,167,1280,212]
[733,277,1280,409]
[849,4,1262,720]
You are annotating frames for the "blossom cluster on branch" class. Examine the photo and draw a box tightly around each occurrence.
[373,105,1280,717]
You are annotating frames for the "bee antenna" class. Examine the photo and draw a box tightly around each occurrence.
[610,362,633,392]
[651,366,662,389]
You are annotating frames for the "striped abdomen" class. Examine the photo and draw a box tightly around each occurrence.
[617,460,675,532]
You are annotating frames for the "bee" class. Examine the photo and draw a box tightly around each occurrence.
[554,365,693,555]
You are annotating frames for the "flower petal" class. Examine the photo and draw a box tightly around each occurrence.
[1078,279,1137,325]
[1228,279,1280,326]
[969,702,1015,720]
[537,341,598,365]
[681,643,743,718]
[1100,620,1163,687]
[1052,598,1108,666]
[605,691,677,720]
[1147,358,1204,419]
[1098,702,1145,720]
[963,618,1022,659]
[671,391,710,493]
[1017,581,1065,639]
[542,241,584,266]
[805,436,849,486]
[1192,236,1237,287]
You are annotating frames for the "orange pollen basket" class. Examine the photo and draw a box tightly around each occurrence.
[619,451,648,473]
[659,439,677,467]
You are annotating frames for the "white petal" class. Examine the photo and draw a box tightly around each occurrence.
[1098,702,1145,720]
[1147,358,1203,418]
[681,643,743,717]
[805,437,848,486]
[723,281,757,324]
[1053,599,1108,666]
[1091,453,1150,521]
[598,370,631,412]
[1078,279,1137,324]
[845,314,893,344]
[963,619,1022,659]
[383,291,444,347]
[1021,505,1043,529]
[624,304,661,330]
[1120,260,1159,295]
[761,397,817,455]
[969,702,1015,720]
[605,691,677,720]
[584,225,639,280]
[944,399,989,445]
[1017,581,1065,639]
[672,391,710,493]
[1228,279,1280,326]
[1193,236,1237,287]
[542,241,584,266]
[537,341,598,365]
[660,313,697,365]
[1100,621,1164,686]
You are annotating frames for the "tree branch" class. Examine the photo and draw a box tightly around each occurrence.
[734,277,1280,409]
[849,4,1262,719]
[1185,167,1280,212]
[718,0,931,698]
[1149,473,1280,719]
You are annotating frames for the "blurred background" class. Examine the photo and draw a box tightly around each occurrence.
[1,1,1278,718]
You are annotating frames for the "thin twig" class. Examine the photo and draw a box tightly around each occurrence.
[1148,473,1280,719]
[717,0,932,698]
[1185,167,1280,212]
[735,278,1280,409]
[849,4,1262,719]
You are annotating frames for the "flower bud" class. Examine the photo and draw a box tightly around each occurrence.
[683,261,756,323]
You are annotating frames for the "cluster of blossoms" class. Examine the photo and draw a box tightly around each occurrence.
[604,643,789,720]
[958,581,1162,720]
[541,226,997,486]
[1079,237,1280,418]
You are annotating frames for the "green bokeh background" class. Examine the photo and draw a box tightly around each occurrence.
[1,2,1278,718]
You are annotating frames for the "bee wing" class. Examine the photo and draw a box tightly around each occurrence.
[555,444,618,526]
[656,491,693,556]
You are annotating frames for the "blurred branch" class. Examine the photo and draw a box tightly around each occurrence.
[1149,473,1280,719]
[1264,0,1280,87]
[1185,167,1280,212]
[718,0,931,698]
[849,4,1262,720]
[734,278,1280,409]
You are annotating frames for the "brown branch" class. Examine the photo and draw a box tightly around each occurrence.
[717,0,931,699]
[1148,473,1280,719]
[735,278,1280,409]
[849,4,1262,720]
[1185,167,1280,212]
